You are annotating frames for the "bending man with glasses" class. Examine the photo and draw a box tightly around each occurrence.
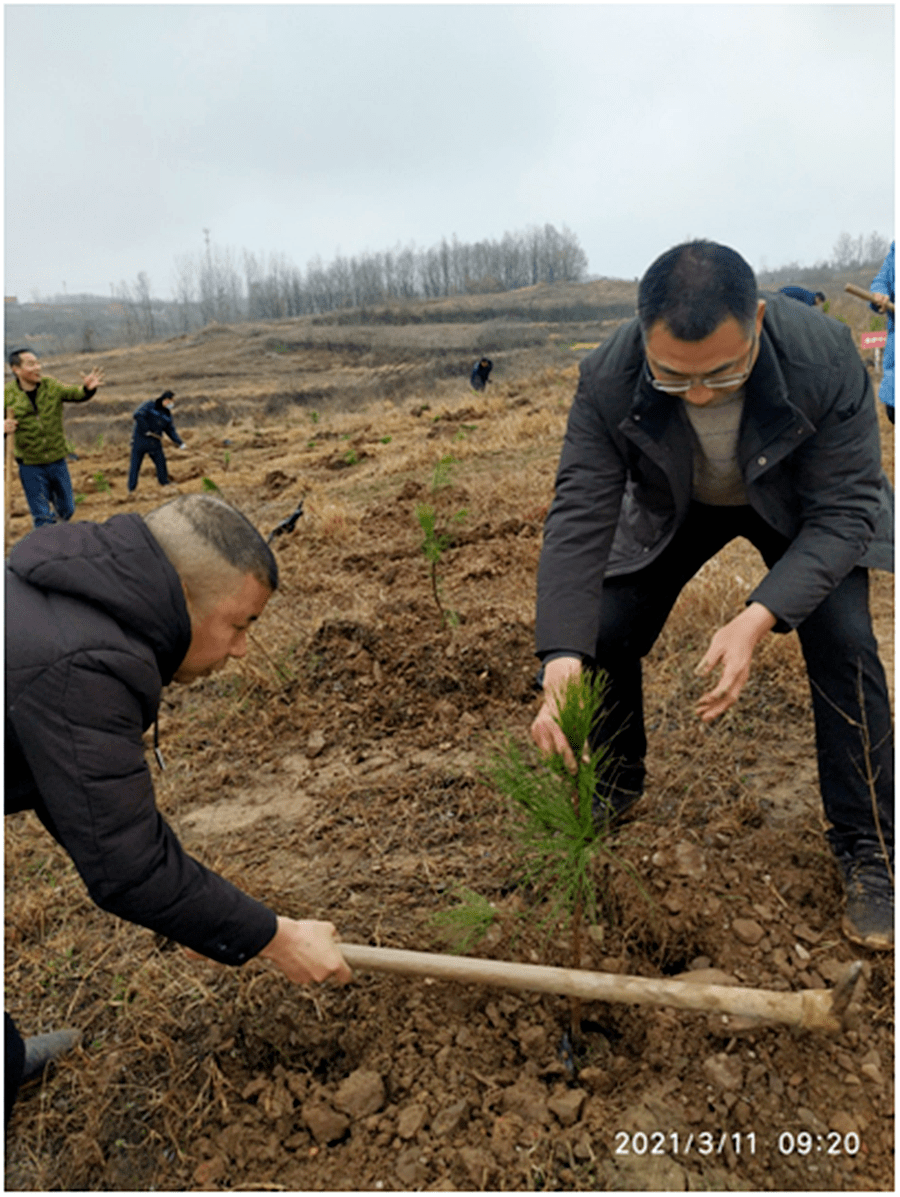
[533,240,894,950]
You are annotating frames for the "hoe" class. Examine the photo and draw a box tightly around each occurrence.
[339,944,864,1035]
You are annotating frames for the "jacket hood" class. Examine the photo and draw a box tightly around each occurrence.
[7,513,192,685]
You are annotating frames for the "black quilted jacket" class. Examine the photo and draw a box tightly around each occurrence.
[5,514,277,965]
[537,292,894,658]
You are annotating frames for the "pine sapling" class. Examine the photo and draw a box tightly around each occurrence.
[486,671,624,1040]
[415,455,467,629]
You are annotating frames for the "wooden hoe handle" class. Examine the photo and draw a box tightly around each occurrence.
[340,944,864,1035]
[844,283,895,314]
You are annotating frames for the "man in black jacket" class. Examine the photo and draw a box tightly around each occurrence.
[5,495,351,1123]
[470,357,493,391]
[533,240,894,950]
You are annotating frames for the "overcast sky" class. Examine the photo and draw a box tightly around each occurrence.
[4,3,895,300]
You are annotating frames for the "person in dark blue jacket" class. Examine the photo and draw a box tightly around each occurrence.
[778,286,826,307]
[869,242,894,423]
[128,391,187,492]
[470,357,493,391]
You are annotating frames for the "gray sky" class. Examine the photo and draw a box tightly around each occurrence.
[5,3,895,300]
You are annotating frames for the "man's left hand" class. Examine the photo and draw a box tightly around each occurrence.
[82,366,105,390]
[695,602,776,722]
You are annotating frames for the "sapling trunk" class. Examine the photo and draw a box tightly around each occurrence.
[429,558,446,630]
[570,893,583,1040]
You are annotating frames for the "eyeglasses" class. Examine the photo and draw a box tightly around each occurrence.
[645,334,757,394]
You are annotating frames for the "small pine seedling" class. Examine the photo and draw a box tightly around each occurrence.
[93,471,111,494]
[415,455,467,629]
[486,671,631,1040]
[201,477,221,493]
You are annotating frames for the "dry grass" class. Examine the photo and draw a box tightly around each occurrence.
[5,297,894,1192]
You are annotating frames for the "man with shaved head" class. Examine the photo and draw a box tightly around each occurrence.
[5,495,351,1125]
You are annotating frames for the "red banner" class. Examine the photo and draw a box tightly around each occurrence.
[861,331,888,349]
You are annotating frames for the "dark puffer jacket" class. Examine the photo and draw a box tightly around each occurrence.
[537,292,894,658]
[5,514,277,965]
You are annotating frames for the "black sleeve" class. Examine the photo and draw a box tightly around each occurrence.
[535,365,628,658]
[9,651,277,965]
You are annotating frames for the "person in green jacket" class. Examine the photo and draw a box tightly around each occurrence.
[4,348,104,528]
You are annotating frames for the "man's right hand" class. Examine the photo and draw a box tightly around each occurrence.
[872,292,891,313]
[258,916,352,984]
[530,655,584,773]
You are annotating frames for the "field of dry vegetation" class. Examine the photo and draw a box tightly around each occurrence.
[4,276,894,1191]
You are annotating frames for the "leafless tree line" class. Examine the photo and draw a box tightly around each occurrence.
[830,231,892,272]
[758,231,892,287]
[7,227,891,355]
[167,222,589,326]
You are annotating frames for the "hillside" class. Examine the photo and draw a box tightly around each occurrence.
[5,267,887,443]
[4,285,894,1192]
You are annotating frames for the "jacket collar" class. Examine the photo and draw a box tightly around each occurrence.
[627,325,811,443]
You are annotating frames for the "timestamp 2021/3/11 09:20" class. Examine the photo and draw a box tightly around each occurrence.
[613,1129,861,1158]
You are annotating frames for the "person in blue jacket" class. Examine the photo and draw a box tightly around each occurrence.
[870,242,894,424]
[778,286,826,307]
[128,391,187,492]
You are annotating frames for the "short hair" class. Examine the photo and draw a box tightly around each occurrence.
[8,348,35,369]
[637,241,758,341]
[145,495,278,616]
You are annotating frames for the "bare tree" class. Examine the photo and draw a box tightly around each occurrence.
[865,232,891,266]
[172,254,199,332]
[832,231,864,270]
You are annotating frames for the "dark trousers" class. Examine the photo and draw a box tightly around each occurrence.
[17,459,75,527]
[128,436,168,491]
[5,1013,24,1128]
[590,503,894,862]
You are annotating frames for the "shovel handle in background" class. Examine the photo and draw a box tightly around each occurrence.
[844,283,895,315]
[339,944,864,1035]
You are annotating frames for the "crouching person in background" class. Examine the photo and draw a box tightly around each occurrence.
[128,389,188,492]
[5,494,351,1127]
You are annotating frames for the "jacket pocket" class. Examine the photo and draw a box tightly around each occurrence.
[606,481,675,573]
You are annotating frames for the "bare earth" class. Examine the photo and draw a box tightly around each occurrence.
[4,304,894,1191]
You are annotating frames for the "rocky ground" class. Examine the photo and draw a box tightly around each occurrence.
[4,319,894,1191]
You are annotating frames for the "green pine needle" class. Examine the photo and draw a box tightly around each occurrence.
[430,887,497,953]
[485,672,613,935]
